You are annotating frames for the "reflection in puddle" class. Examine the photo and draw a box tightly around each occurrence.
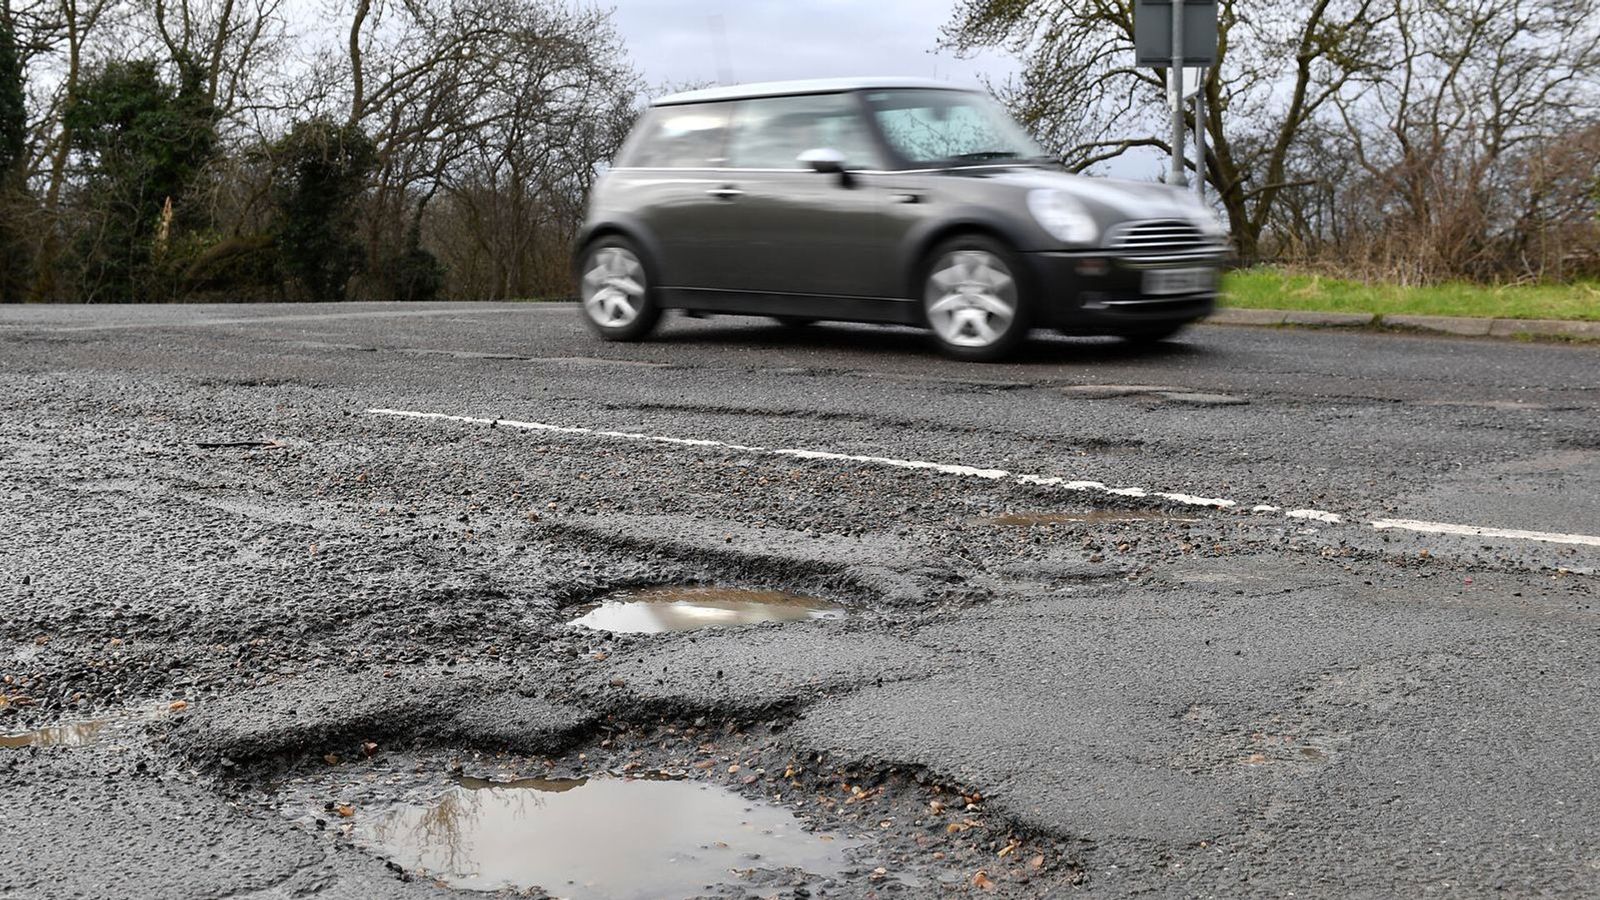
[570,586,845,634]
[0,703,175,750]
[983,510,1201,526]
[355,775,857,898]
[0,718,113,749]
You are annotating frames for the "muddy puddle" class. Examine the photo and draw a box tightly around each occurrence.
[0,702,172,749]
[344,774,858,897]
[981,509,1202,527]
[570,586,845,634]
[0,718,114,749]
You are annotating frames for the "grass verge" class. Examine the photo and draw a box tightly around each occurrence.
[1221,268,1600,321]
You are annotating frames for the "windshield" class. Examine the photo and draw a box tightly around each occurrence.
[863,89,1048,168]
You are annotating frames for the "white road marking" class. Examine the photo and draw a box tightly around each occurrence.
[367,408,1600,549]
[1370,519,1600,548]
[368,408,1236,508]
[32,306,564,333]
[1286,509,1344,524]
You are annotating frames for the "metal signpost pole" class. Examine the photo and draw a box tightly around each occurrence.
[1137,0,1215,188]
[1194,67,1206,203]
[1168,0,1187,187]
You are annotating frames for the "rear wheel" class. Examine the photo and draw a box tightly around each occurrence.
[579,237,661,342]
[921,236,1032,362]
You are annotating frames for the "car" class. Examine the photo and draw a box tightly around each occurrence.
[574,77,1228,361]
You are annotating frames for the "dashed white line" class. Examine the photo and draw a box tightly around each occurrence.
[368,408,1238,508]
[1286,509,1344,524]
[367,408,1600,550]
[35,306,565,333]
[1370,519,1600,548]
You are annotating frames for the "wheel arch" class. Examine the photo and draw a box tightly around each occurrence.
[573,219,666,287]
[900,217,1035,300]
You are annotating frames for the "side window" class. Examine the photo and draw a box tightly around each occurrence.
[726,94,883,170]
[618,103,731,168]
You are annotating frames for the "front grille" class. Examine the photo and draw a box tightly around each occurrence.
[1108,219,1210,257]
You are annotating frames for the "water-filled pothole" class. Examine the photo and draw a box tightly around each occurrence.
[981,509,1202,526]
[0,718,113,749]
[570,586,845,634]
[344,774,859,897]
[0,703,172,749]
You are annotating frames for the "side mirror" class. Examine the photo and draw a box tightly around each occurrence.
[797,148,846,174]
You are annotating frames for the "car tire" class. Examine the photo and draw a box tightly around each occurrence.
[920,236,1032,362]
[578,237,661,342]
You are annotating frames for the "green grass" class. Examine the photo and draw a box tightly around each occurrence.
[1221,268,1600,321]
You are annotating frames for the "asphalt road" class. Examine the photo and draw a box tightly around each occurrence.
[2,303,1598,899]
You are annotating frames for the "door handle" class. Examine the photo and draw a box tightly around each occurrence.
[707,186,744,200]
[890,192,923,204]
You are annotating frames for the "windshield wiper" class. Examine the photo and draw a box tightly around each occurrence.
[949,151,1021,162]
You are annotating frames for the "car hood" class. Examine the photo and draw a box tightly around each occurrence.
[977,167,1203,223]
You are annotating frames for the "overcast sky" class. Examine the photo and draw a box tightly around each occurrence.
[604,2,1165,180]
[606,0,1016,94]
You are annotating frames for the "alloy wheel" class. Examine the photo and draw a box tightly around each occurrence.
[924,250,1018,348]
[582,247,646,328]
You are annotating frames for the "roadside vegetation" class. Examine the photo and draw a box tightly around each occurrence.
[1222,269,1600,321]
[0,0,1594,303]
[948,0,1600,286]
[0,0,639,303]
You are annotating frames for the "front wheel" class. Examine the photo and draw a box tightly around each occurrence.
[921,237,1032,362]
[579,237,661,342]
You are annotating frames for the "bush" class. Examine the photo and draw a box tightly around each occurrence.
[270,118,375,300]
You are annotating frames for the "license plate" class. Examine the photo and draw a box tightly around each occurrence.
[1143,267,1214,296]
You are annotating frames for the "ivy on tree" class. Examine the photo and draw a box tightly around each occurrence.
[64,57,217,302]
[270,118,376,301]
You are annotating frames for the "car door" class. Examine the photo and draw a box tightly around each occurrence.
[616,101,736,291]
[715,93,908,301]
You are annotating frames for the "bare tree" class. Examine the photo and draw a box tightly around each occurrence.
[25,0,121,300]
[328,0,639,299]
[1327,0,1600,280]
[945,0,1395,260]
[149,0,289,116]
[946,0,1600,279]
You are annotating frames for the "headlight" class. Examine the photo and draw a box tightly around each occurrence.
[1026,190,1098,245]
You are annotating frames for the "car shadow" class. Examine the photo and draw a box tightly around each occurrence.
[649,317,1211,366]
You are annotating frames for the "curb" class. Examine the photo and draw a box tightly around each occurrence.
[1207,307,1600,342]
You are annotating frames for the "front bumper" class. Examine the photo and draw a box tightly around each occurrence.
[1024,250,1222,335]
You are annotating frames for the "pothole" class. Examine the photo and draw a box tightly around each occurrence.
[0,702,176,749]
[1059,385,1247,405]
[266,723,1083,897]
[980,509,1202,526]
[570,586,846,634]
[300,773,859,897]
[0,718,114,748]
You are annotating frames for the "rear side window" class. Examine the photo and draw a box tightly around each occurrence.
[726,94,883,170]
[617,102,731,168]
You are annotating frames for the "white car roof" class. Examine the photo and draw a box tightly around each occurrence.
[653,77,979,107]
